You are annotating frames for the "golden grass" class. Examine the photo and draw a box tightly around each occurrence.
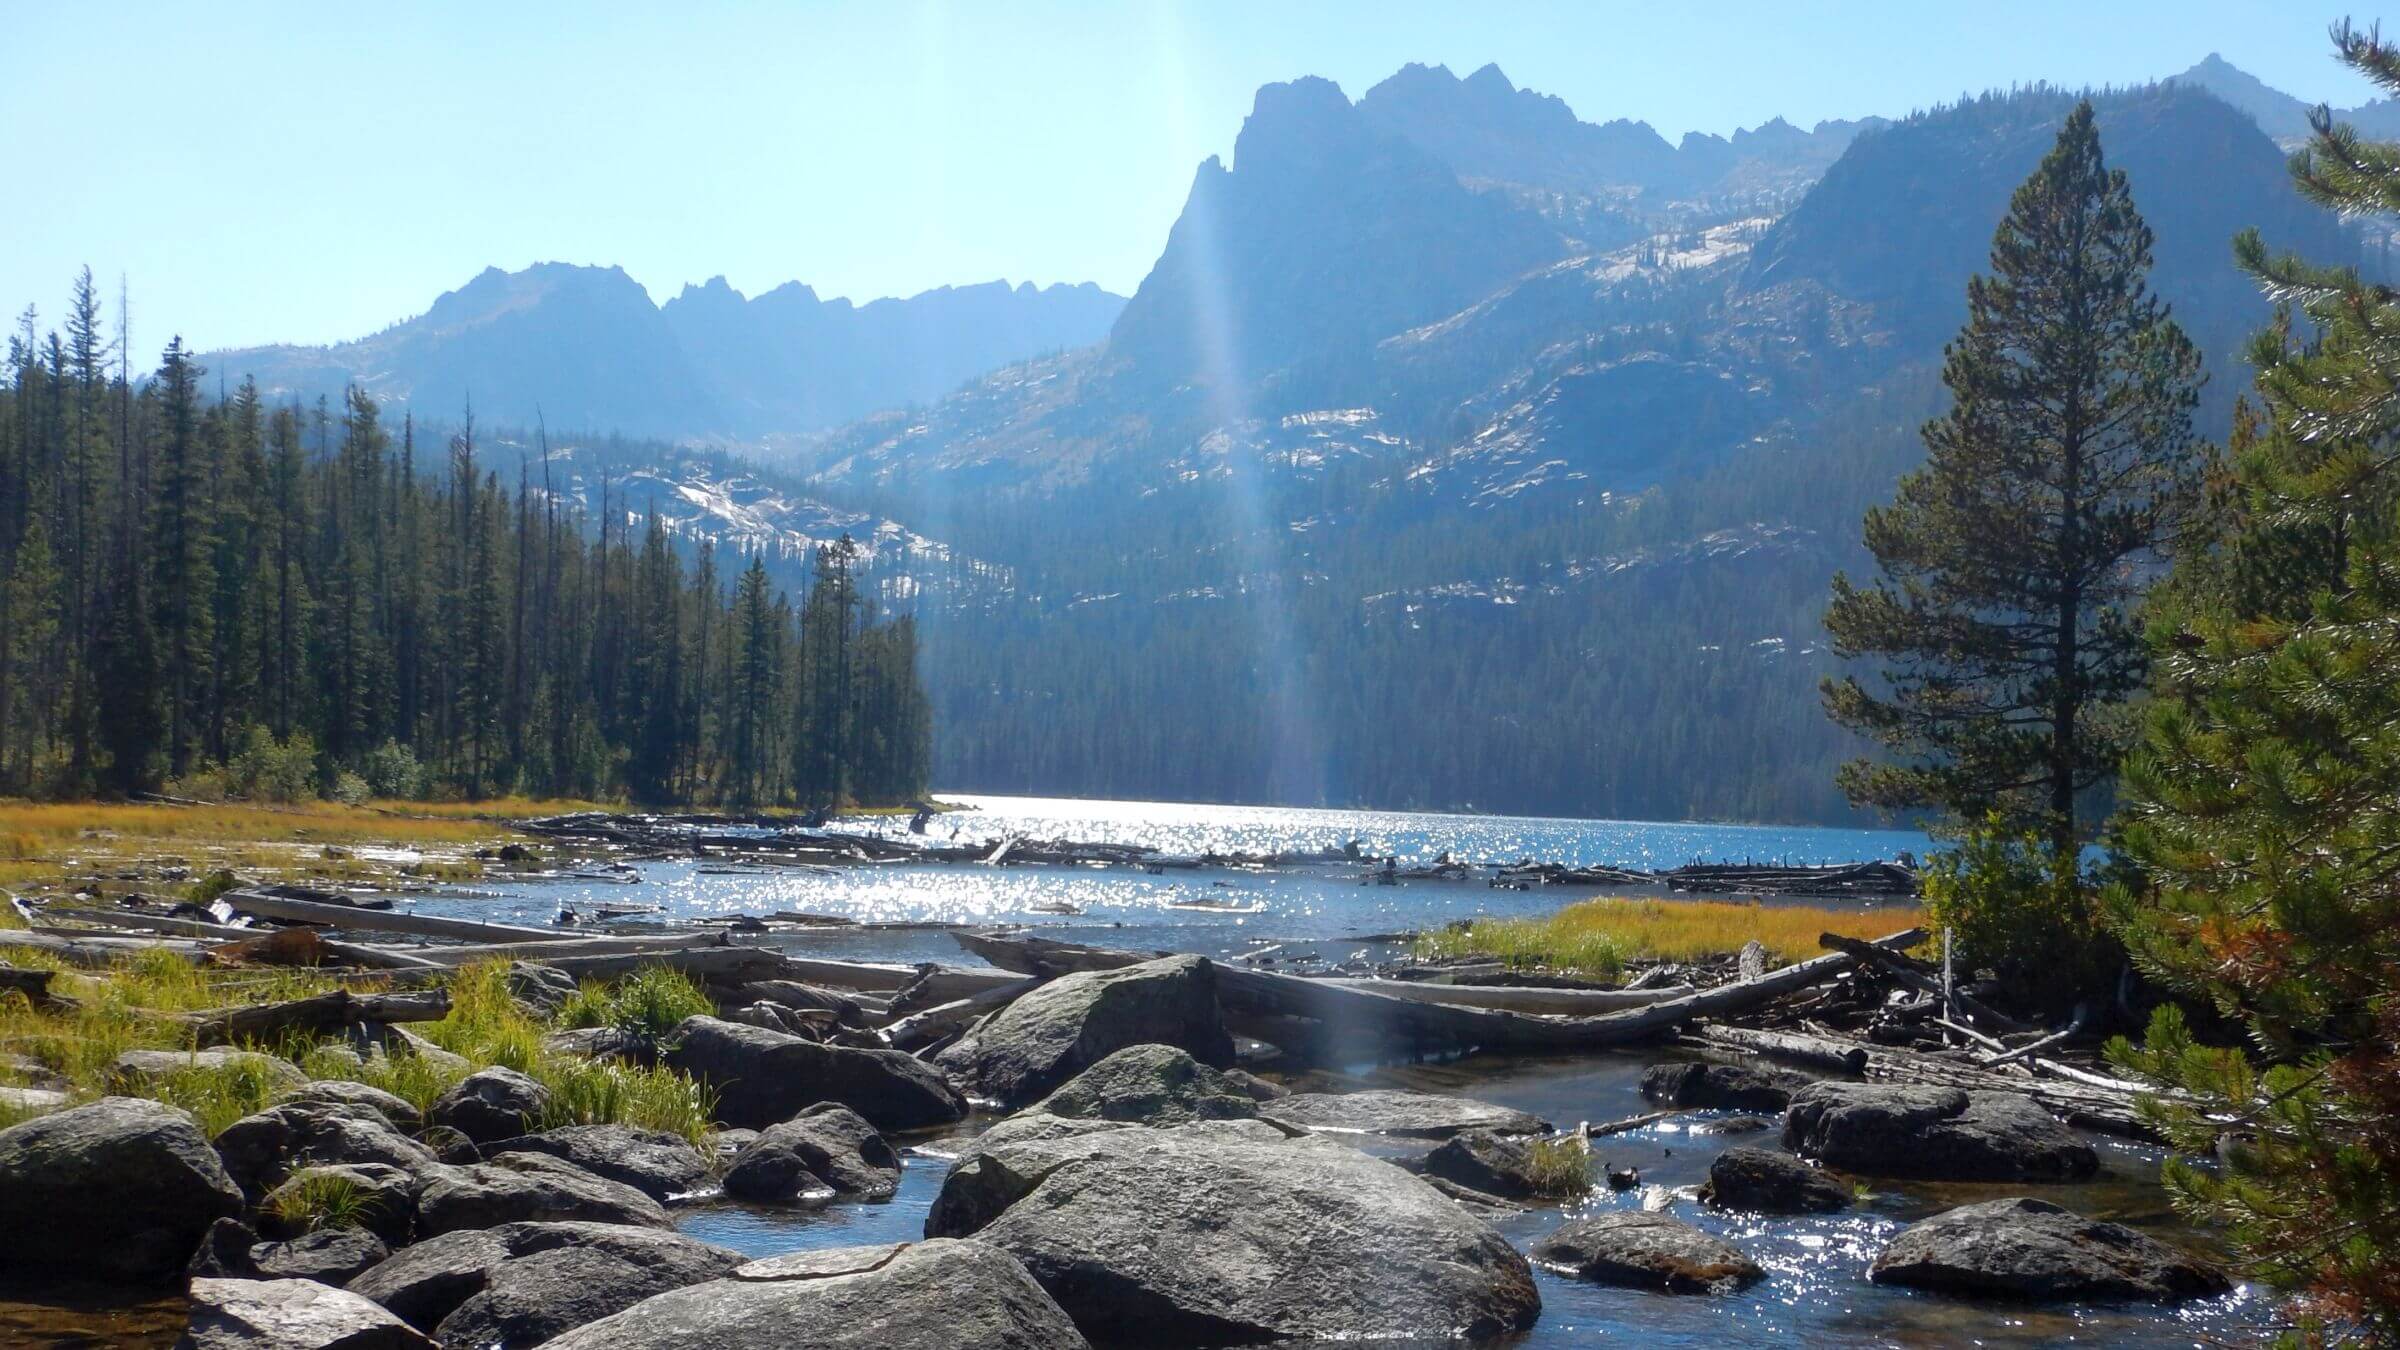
[1416,895,1927,978]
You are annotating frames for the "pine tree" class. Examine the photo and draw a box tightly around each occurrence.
[1823,102,2203,860]
[2107,24,2400,1335]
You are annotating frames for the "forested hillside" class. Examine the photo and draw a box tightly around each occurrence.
[0,276,930,806]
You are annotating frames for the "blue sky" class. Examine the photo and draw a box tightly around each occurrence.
[5,1,2388,350]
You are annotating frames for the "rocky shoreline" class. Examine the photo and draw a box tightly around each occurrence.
[0,948,2246,1348]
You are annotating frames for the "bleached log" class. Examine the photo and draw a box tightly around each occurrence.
[41,906,255,939]
[882,976,1044,1052]
[405,932,731,965]
[224,891,559,943]
[8,929,208,965]
[1681,1023,1869,1075]
[1314,977,1696,1015]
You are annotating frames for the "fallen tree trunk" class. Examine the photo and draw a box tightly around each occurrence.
[882,976,1045,1052]
[7,929,207,965]
[1314,977,1696,1015]
[1679,1024,1867,1075]
[181,988,451,1048]
[402,932,731,965]
[224,891,560,943]
[1817,932,2033,1035]
[42,906,257,940]
[957,928,1926,1058]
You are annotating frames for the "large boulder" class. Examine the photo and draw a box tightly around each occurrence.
[722,1104,901,1204]
[350,1221,740,1339]
[109,1048,307,1095]
[213,1100,440,1199]
[665,1016,966,1130]
[539,1239,1088,1350]
[505,962,580,1018]
[1701,1146,1852,1214]
[428,1066,551,1144]
[413,1152,671,1235]
[928,1118,1540,1343]
[934,956,1233,1107]
[486,1124,711,1202]
[179,1277,432,1350]
[1030,1043,1261,1125]
[250,1227,391,1286]
[1530,1212,1764,1294]
[1639,1061,1809,1112]
[1870,1197,2233,1302]
[1783,1084,2098,1181]
[0,1096,243,1280]
[278,1081,422,1133]
[1259,1088,1549,1139]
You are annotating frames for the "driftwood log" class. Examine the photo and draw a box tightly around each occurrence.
[1817,932,2034,1035]
[180,988,451,1049]
[882,976,1044,1052]
[7,929,208,966]
[224,891,559,943]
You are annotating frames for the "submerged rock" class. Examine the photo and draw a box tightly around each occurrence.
[664,1015,966,1130]
[1639,1061,1808,1112]
[1782,1084,2098,1181]
[413,1152,671,1235]
[538,1239,1089,1350]
[349,1220,741,1341]
[927,1117,1540,1343]
[1259,1088,1549,1138]
[1869,1197,2232,1302]
[1030,1043,1261,1125]
[1701,1146,1852,1214]
[1530,1211,1764,1294]
[180,1277,433,1350]
[934,955,1234,1108]
[722,1104,901,1204]
[0,1096,244,1281]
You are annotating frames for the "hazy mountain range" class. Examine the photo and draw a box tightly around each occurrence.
[195,53,2383,819]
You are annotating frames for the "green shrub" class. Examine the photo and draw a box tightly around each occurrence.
[329,771,370,806]
[187,868,240,907]
[603,967,716,1042]
[154,1054,294,1136]
[1522,1136,1594,1198]
[227,726,319,803]
[536,1058,716,1147]
[359,740,427,799]
[267,1169,380,1232]
[1923,821,2117,1009]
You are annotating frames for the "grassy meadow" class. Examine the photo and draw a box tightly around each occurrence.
[1415,895,1927,978]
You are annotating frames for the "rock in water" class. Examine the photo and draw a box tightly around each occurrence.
[485,1125,711,1202]
[0,1096,243,1280]
[927,1118,1540,1343]
[1870,1197,2232,1302]
[1640,1061,1809,1112]
[428,1067,551,1144]
[1259,1088,1549,1138]
[1782,1084,2098,1181]
[1030,1043,1261,1125]
[664,1015,967,1130]
[413,1153,671,1235]
[722,1104,902,1204]
[1700,1146,1852,1214]
[537,1239,1090,1350]
[1424,1128,1561,1201]
[349,1220,741,1339]
[180,1277,433,1350]
[934,955,1234,1108]
[1530,1212,1764,1294]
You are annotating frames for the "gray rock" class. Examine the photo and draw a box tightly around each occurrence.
[428,1066,551,1144]
[1690,1114,1777,1135]
[1701,1146,1852,1214]
[934,955,1234,1108]
[414,1152,671,1235]
[188,1218,264,1280]
[109,1048,307,1095]
[1031,1043,1261,1125]
[927,1118,1540,1343]
[0,1096,244,1280]
[723,1001,820,1037]
[664,1015,966,1130]
[256,1163,423,1247]
[1531,1211,1765,1293]
[722,1104,900,1204]
[1783,1084,2099,1181]
[251,1227,390,1286]
[486,1124,710,1202]
[278,1081,422,1133]
[349,1221,738,1336]
[214,1101,440,1200]
[1639,1061,1808,1112]
[1259,1088,1549,1138]
[1425,1128,1574,1200]
[178,1277,433,1350]
[539,1239,1090,1350]
[506,962,580,1018]
[1870,1197,2233,1302]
